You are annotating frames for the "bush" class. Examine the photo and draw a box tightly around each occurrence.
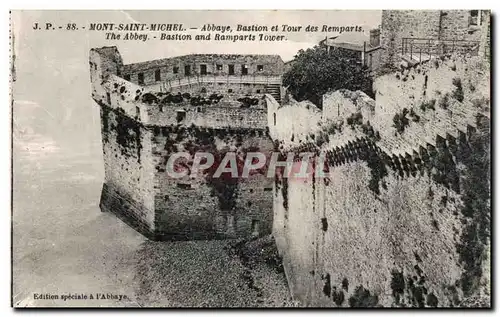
[452,77,464,102]
[439,93,451,109]
[420,99,436,111]
[283,45,373,108]
[393,108,410,134]
[346,112,363,128]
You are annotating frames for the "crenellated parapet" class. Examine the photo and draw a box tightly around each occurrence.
[272,53,490,184]
[90,46,277,241]
[272,52,491,307]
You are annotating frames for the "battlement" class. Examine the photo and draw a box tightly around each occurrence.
[269,53,489,156]
[271,51,490,307]
[90,46,276,241]
[90,47,278,130]
[122,53,284,85]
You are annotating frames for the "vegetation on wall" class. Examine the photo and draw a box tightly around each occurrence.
[283,45,373,108]
[392,108,411,134]
[281,174,289,213]
[366,148,388,195]
[155,126,273,214]
[455,116,490,297]
[101,105,111,142]
[348,285,379,307]
[99,102,143,163]
[346,112,363,128]
[420,99,436,111]
[452,77,464,102]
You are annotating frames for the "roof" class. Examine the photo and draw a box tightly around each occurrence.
[321,31,380,52]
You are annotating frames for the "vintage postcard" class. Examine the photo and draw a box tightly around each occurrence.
[10,10,491,308]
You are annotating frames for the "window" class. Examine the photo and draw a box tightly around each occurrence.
[138,72,144,85]
[177,183,192,189]
[216,64,223,71]
[173,66,179,74]
[135,106,140,118]
[273,113,276,126]
[256,89,261,93]
[200,64,207,75]
[155,69,161,81]
[196,106,202,113]
[228,89,233,93]
[469,10,482,26]
[228,64,235,75]
[251,220,260,236]
[184,65,191,76]
[257,65,264,71]
[176,110,186,123]
[124,74,131,81]
[241,64,248,75]
[106,92,111,105]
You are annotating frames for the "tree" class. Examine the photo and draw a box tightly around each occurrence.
[283,45,373,108]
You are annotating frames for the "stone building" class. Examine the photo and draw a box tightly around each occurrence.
[122,53,284,102]
[319,29,382,74]
[380,10,491,68]
[90,46,283,240]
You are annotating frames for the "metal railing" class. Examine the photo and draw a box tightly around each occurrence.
[145,75,282,92]
[401,38,480,62]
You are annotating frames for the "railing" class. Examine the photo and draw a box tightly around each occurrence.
[401,38,480,62]
[145,75,282,92]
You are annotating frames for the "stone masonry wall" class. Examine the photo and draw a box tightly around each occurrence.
[151,125,274,240]
[91,47,157,237]
[274,119,490,307]
[164,82,271,97]
[380,10,441,67]
[266,97,323,150]
[122,54,284,86]
[98,103,156,236]
[144,97,268,130]
[91,47,278,241]
[272,54,491,307]
[380,10,490,67]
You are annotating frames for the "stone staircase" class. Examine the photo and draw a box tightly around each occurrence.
[266,84,281,103]
[400,53,433,67]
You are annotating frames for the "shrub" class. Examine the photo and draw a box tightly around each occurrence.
[393,108,410,134]
[420,99,436,111]
[439,93,451,109]
[452,77,464,102]
[346,112,363,128]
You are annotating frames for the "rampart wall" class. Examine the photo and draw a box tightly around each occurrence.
[271,54,491,307]
[151,126,274,240]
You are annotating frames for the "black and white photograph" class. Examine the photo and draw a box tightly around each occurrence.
[9,9,491,308]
